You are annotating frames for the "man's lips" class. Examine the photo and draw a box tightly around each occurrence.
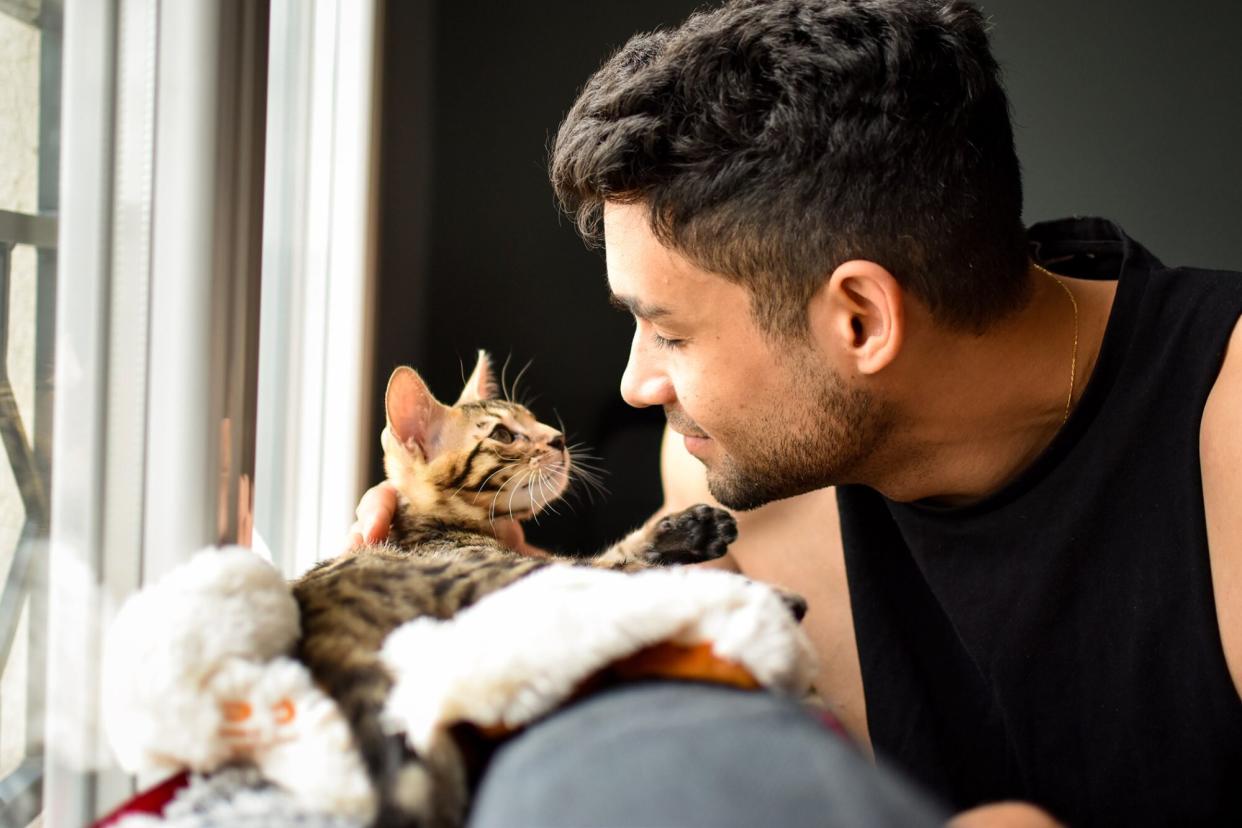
[665,411,709,440]
[670,422,711,456]
[682,433,711,458]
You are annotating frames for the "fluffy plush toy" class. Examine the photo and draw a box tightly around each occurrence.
[103,547,816,825]
[102,547,375,822]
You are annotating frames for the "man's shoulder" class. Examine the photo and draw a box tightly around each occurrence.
[1200,315,1242,700]
[1202,315,1242,460]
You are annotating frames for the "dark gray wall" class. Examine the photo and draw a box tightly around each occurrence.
[373,0,1242,552]
[983,0,1242,270]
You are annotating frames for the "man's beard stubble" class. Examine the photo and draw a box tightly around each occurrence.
[672,363,887,512]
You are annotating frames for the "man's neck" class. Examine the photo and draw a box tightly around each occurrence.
[867,268,1116,506]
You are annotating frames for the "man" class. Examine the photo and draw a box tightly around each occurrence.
[357,0,1242,823]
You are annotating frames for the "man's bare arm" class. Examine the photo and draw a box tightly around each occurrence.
[1201,316,1242,700]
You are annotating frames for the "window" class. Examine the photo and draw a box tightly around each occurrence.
[36,0,379,823]
[255,0,380,578]
[0,2,59,824]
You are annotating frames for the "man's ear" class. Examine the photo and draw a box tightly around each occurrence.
[455,350,497,405]
[809,259,904,375]
[385,366,448,461]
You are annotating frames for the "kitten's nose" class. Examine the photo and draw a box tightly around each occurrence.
[548,435,565,451]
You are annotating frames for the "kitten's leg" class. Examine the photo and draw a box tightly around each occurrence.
[585,506,807,621]
[589,504,736,571]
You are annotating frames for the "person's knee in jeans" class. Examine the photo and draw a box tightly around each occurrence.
[469,681,947,828]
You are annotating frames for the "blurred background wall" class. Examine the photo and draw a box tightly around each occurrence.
[371,0,1242,553]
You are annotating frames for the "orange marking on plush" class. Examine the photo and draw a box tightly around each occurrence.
[273,698,296,725]
[219,726,255,739]
[469,642,760,744]
[221,700,253,722]
[607,642,761,689]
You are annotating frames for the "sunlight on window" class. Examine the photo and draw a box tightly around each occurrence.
[0,10,42,787]
[0,13,40,214]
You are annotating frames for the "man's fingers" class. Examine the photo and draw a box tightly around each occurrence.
[343,482,398,552]
[355,482,398,543]
[355,482,396,520]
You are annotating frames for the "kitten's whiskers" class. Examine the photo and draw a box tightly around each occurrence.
[509,360,534,406]
[565,447,609,506]
[505,472,520,517]
[535,468,564,519]
[489,471,519,526]
[469,461,519,504]
[499,352,515,402]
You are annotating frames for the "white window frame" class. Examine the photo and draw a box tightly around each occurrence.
[255,0,380,579]
[0,1,60,821]
[44,0,379,822]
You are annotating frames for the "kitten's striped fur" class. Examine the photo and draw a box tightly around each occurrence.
[292,353,736,827]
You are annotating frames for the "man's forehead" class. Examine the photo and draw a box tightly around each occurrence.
[603,201,740,324]
[604,206,678,320]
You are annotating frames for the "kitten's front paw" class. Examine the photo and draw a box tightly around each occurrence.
[642,504,737,565]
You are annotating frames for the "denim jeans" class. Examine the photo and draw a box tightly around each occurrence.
[468,681,947,827]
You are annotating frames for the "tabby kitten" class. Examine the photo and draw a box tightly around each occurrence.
[292,352,737,827]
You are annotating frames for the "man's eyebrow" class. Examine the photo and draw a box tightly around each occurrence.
[608,291,673,321]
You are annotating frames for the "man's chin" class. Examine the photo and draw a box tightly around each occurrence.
[705,456,836,511]
[706,472,789,512]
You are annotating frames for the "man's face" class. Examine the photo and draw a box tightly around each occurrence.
[604,202,884,510]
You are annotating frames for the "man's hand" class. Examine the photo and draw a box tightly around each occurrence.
[344,481,398,551]
[344,481,543,557]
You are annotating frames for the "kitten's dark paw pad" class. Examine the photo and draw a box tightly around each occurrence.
[775,588,808,622]
[643,504,737,565]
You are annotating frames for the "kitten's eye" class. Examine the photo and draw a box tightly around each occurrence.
[489,424,515,444]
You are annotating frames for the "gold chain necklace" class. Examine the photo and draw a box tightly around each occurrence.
[1033,262,1079,424]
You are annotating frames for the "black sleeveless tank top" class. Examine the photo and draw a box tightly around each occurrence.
[839,218,1242,826]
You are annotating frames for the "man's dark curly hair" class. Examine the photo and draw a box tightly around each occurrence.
[550,0,1029,336]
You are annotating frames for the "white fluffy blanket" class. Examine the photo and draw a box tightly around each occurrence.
[381,565,817,755]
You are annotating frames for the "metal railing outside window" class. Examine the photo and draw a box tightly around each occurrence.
[0,0,60,824]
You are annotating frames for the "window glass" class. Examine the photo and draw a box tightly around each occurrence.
[0,13,40,215]
[0,5,58,823]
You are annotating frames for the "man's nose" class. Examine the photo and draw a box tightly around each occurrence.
[620,337,674,408]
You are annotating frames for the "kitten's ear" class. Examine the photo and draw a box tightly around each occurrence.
[384,366,448,461]
[455,350,497,405]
